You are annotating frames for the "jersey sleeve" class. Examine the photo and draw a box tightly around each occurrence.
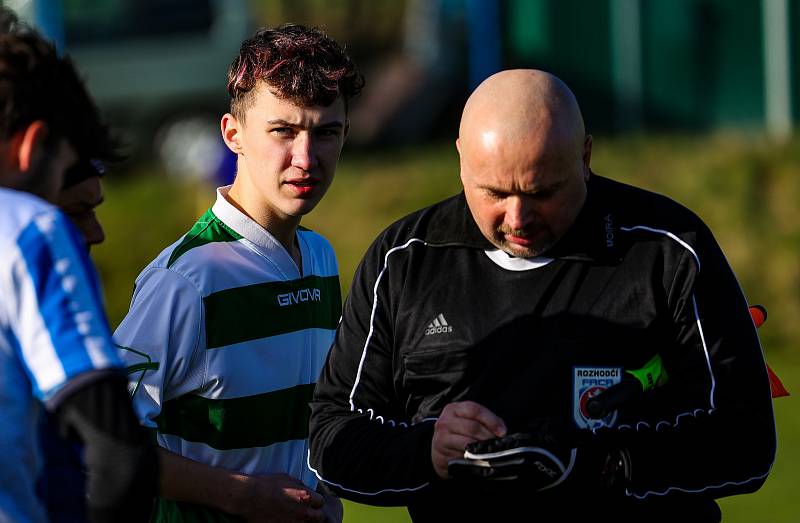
[620,223,777,500]
[5,209,122,409]
[114,266,206,432]
[309,234,436,506]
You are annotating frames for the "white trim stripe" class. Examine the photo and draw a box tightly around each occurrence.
[617,224,715,432]
[308,450,430,496]
[615,222,758,500]
[620,225,701,271]
[157,433,317,488]
[627,468,772,499]
[692,294,717,411]
[349,238,427,411]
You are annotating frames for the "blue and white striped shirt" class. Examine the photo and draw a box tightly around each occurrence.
[0,188,122,523]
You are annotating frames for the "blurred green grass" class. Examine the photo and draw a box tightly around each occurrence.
[93,135,797,523]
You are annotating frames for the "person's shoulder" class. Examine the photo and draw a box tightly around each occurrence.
[376,194,463,246]
[0,188,67,251]
[0,187,58,226]
[595,175,707,231]
[298,226,339,275]
[297,226,335,255]
[150,207,240,272]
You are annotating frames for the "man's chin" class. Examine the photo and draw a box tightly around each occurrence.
[499,239,552,259]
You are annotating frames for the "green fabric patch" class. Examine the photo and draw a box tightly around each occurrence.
[203,274,341,349]
[151,499,242,523]
[167,208,242,269]
[153,384,315,450]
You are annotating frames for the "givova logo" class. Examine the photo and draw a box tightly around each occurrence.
[277,288,322,307]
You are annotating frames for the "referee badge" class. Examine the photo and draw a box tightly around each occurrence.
[573,367,622,429]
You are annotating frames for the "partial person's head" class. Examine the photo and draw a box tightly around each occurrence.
[457,69,592,258]
[0,7,118,220]
[0,11,75,201]
[57,159,106,249]
[54,57,118,250]
[221,24,363,224]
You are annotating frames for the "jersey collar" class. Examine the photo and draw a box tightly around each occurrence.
[423,176,623,264]
[211,185,304,278]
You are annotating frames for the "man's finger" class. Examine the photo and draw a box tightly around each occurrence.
[436,433,480,456]
[450,401,507,437]
[284,486,322,506]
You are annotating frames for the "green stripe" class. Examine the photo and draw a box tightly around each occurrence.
[154,384,315,450]
[167,208,242,268]
[151,499,242,523]
[203,274,341,349]
[126,362,159,374]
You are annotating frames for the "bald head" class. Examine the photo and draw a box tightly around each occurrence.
[457,69,592,258]
[459,69,585,155]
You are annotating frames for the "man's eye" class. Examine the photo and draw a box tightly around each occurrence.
[531,189,555,200]
[271,127,294,136]
[317,128,341,138]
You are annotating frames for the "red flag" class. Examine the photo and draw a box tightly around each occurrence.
[749,305,790,398]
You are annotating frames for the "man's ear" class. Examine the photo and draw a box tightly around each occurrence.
[220,113,242,154]
[582,134,593,181]
[16,120,48,173]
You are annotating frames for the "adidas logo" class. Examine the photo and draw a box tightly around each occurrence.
[425,313,453,335]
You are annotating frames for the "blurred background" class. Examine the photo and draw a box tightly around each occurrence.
[10,0,798,521]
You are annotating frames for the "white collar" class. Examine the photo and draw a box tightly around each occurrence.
[211,185,305,278]
[483,249,554,271]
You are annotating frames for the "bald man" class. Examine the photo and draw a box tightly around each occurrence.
[309,70,775,521]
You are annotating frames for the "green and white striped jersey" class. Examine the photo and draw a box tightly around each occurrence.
[115,186,340,521]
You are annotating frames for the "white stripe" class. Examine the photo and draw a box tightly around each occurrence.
[165,237,338,294]
[10,246,66,393]
[203,328,335,399]
[433,318,441,327]
[616,224,714,427]
[615,223,774,500]
[437,313,448,326]
[627,468,772,500]
[620,225,701,271]
[692,294,716,410]
[541,448,577,491]
[349,238,427,411]
[308,450,430,496]
[41,215,114,370]
[158,433,317,488]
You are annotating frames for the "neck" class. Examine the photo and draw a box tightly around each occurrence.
[226,181,300,255]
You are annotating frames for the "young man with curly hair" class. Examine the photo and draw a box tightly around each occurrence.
[114,24,363,522]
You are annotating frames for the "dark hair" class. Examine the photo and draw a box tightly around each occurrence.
[0,7,120,163]
[227,23,364,120]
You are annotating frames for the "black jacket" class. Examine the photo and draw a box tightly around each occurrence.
[309,175,776,521]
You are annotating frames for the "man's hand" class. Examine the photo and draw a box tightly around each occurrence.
[157,449,324,522]
[230,473,325,523]
[431,401,507,479]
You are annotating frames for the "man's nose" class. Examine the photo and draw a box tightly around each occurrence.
[290,132,318,171]
[84,217,105,250]
[504,195,533,231]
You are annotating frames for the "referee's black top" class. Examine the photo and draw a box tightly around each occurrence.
[309,175,776,522]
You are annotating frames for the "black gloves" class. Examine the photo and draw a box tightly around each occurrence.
[448,418,631,492]
[449,430,576,490]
